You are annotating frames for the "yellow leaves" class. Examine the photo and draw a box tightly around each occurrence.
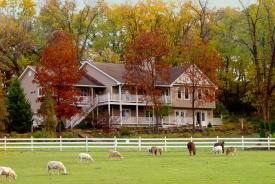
[0,0,7,7]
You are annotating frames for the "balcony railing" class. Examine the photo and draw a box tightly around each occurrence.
[110,116,211,127]
[92,93,171,104]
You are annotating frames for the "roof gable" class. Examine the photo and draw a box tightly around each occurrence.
[171,64,215,87]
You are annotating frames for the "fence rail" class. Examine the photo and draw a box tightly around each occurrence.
[0,136,274,151]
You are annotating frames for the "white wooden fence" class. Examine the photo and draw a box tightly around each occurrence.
[0,136,274,151]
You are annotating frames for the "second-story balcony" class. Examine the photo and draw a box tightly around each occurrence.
[76,93,172,106]
[98,93,171,104]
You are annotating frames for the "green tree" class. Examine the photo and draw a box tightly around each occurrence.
[0,71,8,131]
[6,77,32,132]
[38,93,58,134]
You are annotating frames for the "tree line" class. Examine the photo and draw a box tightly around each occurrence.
[0,0,274,132]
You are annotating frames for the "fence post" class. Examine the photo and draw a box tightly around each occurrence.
[60,136,62,151]
[85,136,88,152]
[4,136,6,151]
[268,136,270,150]
[31,136,34,152]
[114,136,117,151]
[216,136,219,142]
[190,136,193,142]
[164,136,167,151]
[241,136,244,150]
[138,137,141,151]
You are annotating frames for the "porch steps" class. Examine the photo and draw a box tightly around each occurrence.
[65,103,98,128]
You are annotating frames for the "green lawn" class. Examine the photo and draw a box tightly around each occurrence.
[0,149,275,184]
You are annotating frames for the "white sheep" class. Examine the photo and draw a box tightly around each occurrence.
[108,150,124,160]
[47,161,67,175]
[78,153,94,163]
[0,166,17,180]
[212,145,223,154]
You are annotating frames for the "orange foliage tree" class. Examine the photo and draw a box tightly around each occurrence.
[181,41,223,132]
[124,29,170,129]
[34,31,83,131]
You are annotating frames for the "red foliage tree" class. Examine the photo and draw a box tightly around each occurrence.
[34,31,83,131]
[124,29,170,129]
[181,41,223,132]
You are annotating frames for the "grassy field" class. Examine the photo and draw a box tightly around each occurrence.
[0,149,275,184]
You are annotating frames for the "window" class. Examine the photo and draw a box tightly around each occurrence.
[122,109,131,121]
[204,89,209,97]
[145,110,153,122]
[202,112,205,121]
[198,89,202,99]
[184,88,189,99]
[177,89,182,99]
[80,88,91,96]
[38,87,44,97]
[28,70,32,77]
[176,111,185,117]
[163,89,169,96]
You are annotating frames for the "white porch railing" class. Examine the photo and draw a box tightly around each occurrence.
[0,136,274,151]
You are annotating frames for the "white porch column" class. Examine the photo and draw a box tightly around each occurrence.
[108,93,111,128]
[119,85,122,126]
[91,88,94,104]
[152,106,155,126]
[136,87,139,125]
[170,88,172,105]
[110,86,113,101]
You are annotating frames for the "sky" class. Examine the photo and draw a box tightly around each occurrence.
[106,0,256,8]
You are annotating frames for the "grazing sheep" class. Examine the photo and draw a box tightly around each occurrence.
[212,145,223,154]
[108,150,123,160]
[47,161,67,175]
[214,141,225,153]
[187,142,196,156]
[78,153,94,163]
[148,146,163,156]
[0,166,17,180]
[226,147,237,156]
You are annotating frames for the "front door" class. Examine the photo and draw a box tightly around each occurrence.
[175,111,185,125]
[196,111,206,126]
[122,109,131,122]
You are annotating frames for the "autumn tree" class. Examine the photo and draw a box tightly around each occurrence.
[181,41,223,132]
[38,92,58,134]
[34,31,83,132]
[0,15,36,81]
[6,77,33,132]
[0,71,8,131]
[231,0,275,131]
[124,29,170,130]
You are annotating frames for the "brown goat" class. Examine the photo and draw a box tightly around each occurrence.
[148,146,163,156]
[187,142,196,156]
[226,147,237,156]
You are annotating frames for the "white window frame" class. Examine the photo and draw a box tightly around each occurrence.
[184,87,190,100]
[122,108,131,122]
[177,88,182,99]
[37,87,44,97]
[195,111,207,126]
[145,110,153,122]
[175,110,186,124]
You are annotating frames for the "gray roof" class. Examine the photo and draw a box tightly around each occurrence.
[77,74,105,87]
[90,62,188,85]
